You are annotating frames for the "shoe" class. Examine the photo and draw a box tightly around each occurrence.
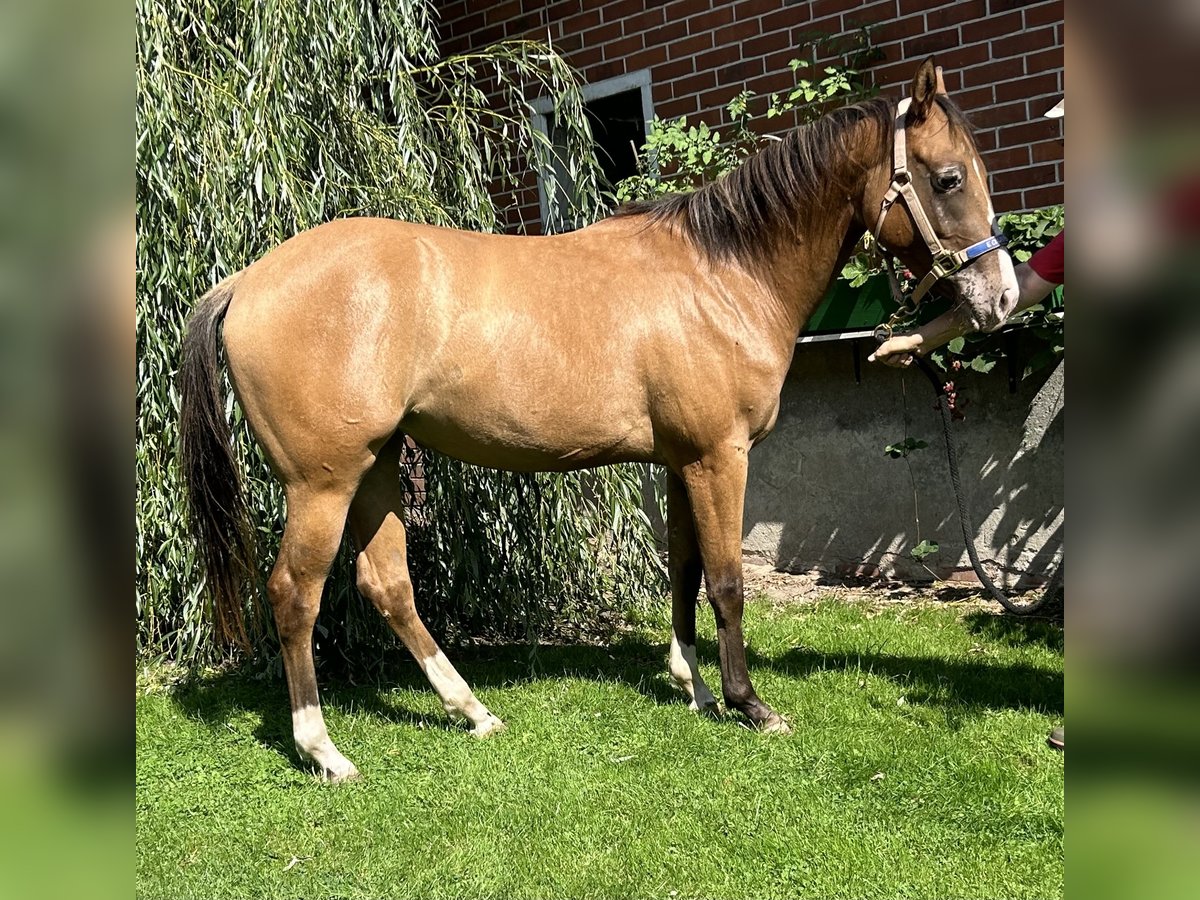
[1047,726,1064,750]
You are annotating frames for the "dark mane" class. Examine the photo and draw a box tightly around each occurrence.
[614,95,975,265]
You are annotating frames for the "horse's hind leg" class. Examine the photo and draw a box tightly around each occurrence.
[349,441,505,737]
[268,485,360,782]
[665,472,720,716]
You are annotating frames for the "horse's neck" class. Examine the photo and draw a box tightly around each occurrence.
[755,125,883,339]
[755,201,863,340]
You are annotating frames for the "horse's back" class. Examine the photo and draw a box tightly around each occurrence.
[219,217,691,474]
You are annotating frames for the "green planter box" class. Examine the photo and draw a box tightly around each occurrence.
[803,275,893,334]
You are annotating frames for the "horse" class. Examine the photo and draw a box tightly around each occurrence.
[179,59,1018,781]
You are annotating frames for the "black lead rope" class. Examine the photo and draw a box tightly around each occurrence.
[912,356,1063,616]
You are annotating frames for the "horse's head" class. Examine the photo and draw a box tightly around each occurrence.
[867,59,1019,333]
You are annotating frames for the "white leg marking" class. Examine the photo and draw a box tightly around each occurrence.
[668,634,719,715]
[292,704,358,782]
[420,650,506,738]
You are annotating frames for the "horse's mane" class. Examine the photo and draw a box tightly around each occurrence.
[613,95,976,266]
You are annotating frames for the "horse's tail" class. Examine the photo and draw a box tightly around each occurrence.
[178,274,256,651]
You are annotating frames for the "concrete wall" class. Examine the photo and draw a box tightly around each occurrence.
[740,334,1063,583]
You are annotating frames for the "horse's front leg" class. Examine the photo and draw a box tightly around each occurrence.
[680,447,790,733]
[666,471,720,716]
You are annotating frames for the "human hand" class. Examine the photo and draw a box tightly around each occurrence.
[868,333,923,367]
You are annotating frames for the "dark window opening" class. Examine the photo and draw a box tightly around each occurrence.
[582,88,647,190]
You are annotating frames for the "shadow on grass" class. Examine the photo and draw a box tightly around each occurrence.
[171,624,1062,767]
[962,611,1064,653]
[728,640,1063,716]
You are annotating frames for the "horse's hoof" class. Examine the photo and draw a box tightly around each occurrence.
[320,760,361,784]
[690,699,723,719]
[759,713,792,735]
[471,715,507,739]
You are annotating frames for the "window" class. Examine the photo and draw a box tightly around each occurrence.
[532,70,654,231]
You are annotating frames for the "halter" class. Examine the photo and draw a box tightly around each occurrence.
[872,95,1008,341]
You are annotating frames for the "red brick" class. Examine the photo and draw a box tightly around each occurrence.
[663,0,703,24]
[581,20,623,45]
[657,95,699,119]
[654,57,695,81]
[733,0,778,18]
[667,31,714,60]
[670,69,716,100]
[843,0,899,31]
[741,69,801,101]
[486,0,521,27]
[814,0,857,17]
[454,10,486,37]
[694,44,742,72]
[568,44,604,69]
[981,146,1031,172]
[992,164,1056,192]
[995,72,1058,102]
[997,118,1060,146]
[955,85,995,110]
[647,15,690,45]
[714,56,765,85]
[970,99,1028,129]
[743,28,792,59]
[1023,185,1063,209]
[587,59,626,82]
[759,5,810,35]
[972,128,998,152]
[624,43,666,72]
[991,26,1056,60]
[961,56,1026,87]
[712,17,762,48]
[991,189,1022,213]
[622,7,666,35]
[870,15,927,46]
[988,0,1034,12]
[926,0,987,29]
[699,84,736,110]
[1024,47,1064,76]
[686,4,736,32]
[1030,138,1063,163]
[562,9,602,34]
[601,0,645,24]
[961,10,1021,44]
[619,44,667,72]
[933,42,990,71]
[1024,0,1064,27]
[903,25,962,58]
[604,33,644,60]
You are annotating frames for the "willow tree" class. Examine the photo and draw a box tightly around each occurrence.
[136,0,663,666]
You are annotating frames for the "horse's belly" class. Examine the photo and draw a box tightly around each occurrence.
[402,404,657,472]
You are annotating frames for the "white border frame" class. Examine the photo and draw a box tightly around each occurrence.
[530,69,655,229]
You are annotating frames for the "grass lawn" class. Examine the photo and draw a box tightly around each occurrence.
[136,596,1064,899]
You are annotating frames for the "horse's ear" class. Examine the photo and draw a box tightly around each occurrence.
[910,58,938,122]
[935,66,947,95]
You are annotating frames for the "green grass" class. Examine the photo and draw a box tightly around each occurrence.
[136,597,1064,899]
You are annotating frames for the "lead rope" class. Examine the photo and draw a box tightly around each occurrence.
[911,355,1063,615]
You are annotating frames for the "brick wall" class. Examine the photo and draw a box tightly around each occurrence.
[436,0,1063,228]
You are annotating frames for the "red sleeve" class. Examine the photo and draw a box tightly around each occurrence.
[1027,229,1064,285]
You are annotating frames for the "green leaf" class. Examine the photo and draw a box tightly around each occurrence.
[910,540,940,561]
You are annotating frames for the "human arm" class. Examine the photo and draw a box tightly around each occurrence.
[870,231,1064,367]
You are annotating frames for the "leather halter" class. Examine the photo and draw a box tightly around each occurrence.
[872,96,1008,314]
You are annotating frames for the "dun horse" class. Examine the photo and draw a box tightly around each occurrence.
[180,60,1018,781]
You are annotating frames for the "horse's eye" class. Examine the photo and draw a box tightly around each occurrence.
[933,168,964,194]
